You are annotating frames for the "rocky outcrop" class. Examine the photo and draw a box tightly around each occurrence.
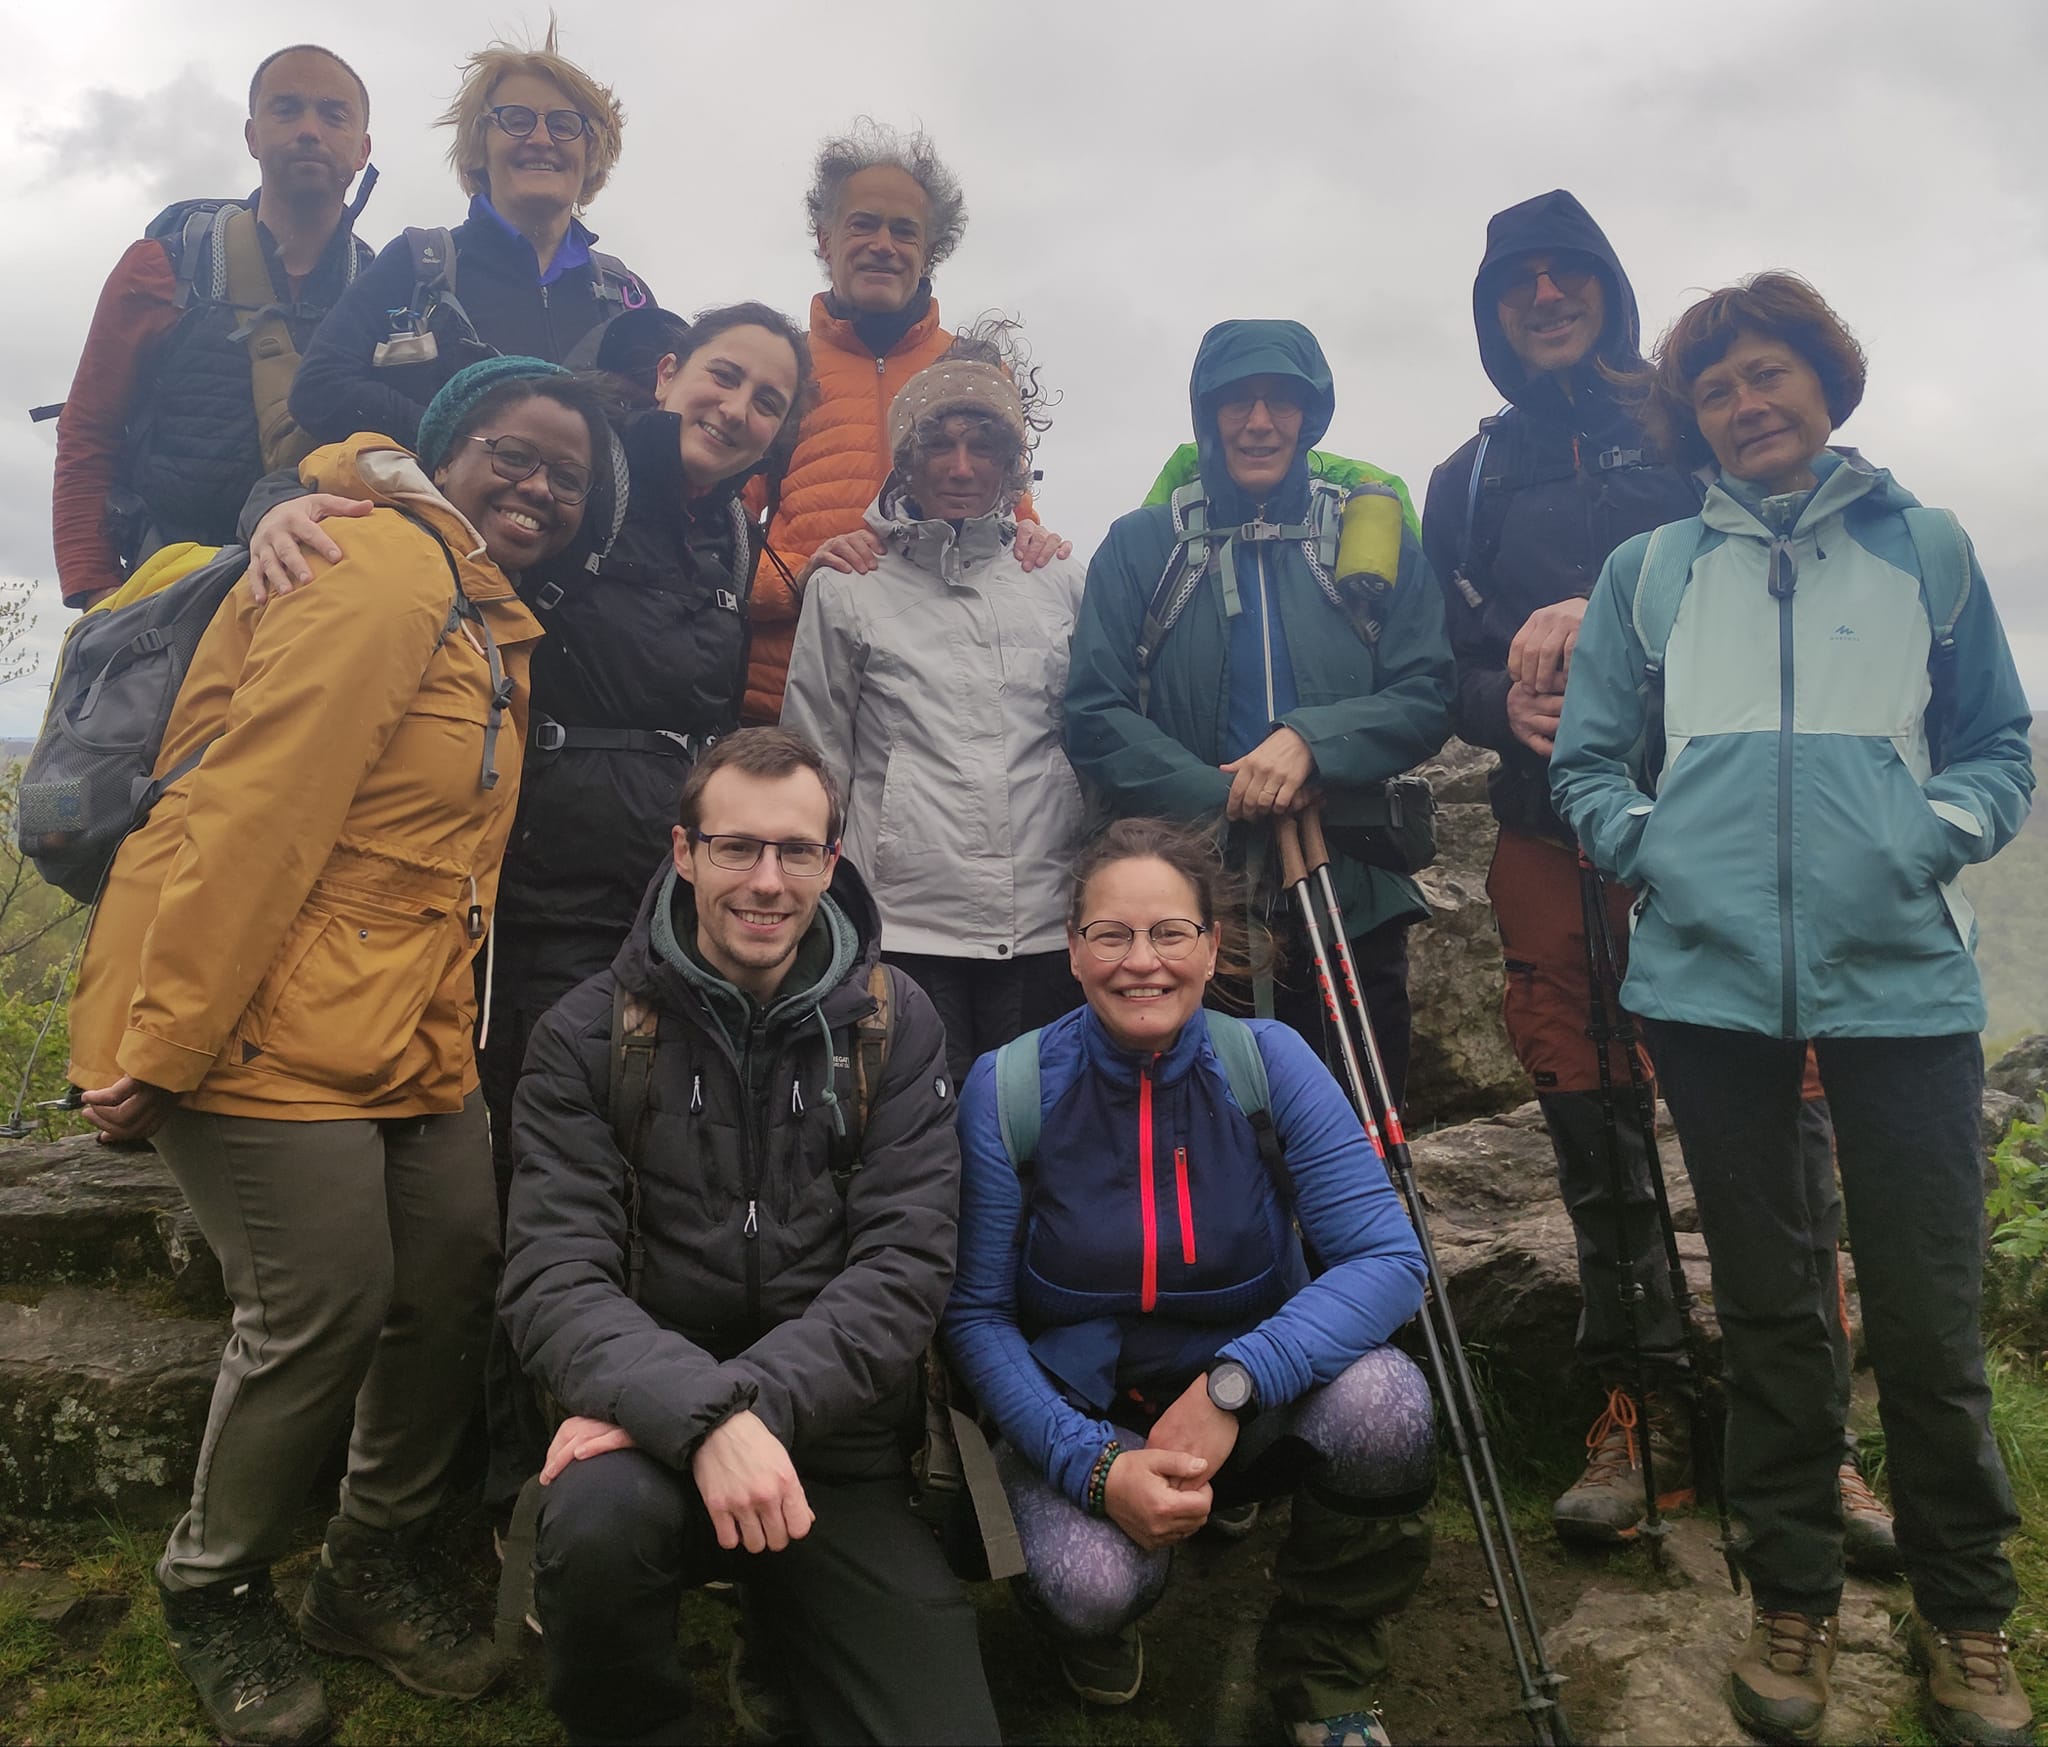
[1407,740,1530,1123]
[1986,1033,2048,1105]
[0,1287,221,1520]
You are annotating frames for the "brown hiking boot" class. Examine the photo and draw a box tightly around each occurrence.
[298,1515,503,1701]
[1908,1612,2037,1745]
[1838,1461,1903,1577]
[1552,1385,1695,1545]
[1728,1608,1836,1743]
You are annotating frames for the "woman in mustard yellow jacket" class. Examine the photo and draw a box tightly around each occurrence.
[67,356,608,1747]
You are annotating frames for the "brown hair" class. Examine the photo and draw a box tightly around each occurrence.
[248,44,370,121]
[1630,272,1867,472]
[438,22,624,209]
[675,727,844,846]
[1067,817,1271,983]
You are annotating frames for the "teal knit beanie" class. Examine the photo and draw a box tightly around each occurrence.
[415,355,569,473]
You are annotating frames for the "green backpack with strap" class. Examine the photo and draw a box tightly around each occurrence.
[1626,504,1974,779]
[993,1010,1294,1221]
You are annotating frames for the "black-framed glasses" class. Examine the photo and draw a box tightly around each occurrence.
[464,435,593,505]
[1496,255,1598,310]
[486,104,592,143]
[688,832,836,878]
[1076,919,1209,963]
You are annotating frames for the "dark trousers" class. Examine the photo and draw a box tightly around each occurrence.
[534,1448,999,1746]
[1643,1022,2019,1627]
[881,948,1080,1089]
[1219,915,1412,1109]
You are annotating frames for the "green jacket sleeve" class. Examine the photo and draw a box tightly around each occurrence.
[1064,513,1232,819]
[1276,528,1455,788]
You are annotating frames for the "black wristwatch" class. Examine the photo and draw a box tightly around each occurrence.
[1206,1359,1259,1423]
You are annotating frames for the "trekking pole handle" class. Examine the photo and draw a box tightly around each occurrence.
[1274,814,1307,889]
[1299,805,1333,878]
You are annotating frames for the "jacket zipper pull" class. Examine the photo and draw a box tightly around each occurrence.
[690,1073,703,1114]
[791,1078,805,1115]
[465,873,484,940]
[875,355,885,375]
[744,1200,758,1238]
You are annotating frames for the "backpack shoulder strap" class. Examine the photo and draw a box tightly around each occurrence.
[1630,516,1708,679]
[1206,1012,1290,1216]
[1135,484,1214,716]
[405,226,458,301]
[1902,506,1973,770]
[395,509,512,790]
[607,979,660,1303]
[588,250,642,312]
[1902,506,1972,650]
[993,1028,1046,1171]
[828,961,898,1190]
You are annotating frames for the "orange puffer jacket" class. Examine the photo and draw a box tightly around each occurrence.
[742,292,1037,723]
[68,436,543,1121]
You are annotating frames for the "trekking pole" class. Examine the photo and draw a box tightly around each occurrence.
[1576,855,1741,1595]
[1275,812,1572,1747]
[1573,860,1670,1573]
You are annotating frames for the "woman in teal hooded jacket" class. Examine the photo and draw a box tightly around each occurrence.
[1064,319,1454,1097]
[1552,275,2035,1747]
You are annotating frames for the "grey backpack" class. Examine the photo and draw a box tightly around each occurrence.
[15,547,248,902]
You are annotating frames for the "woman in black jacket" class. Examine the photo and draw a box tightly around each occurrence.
[290,32,652,450]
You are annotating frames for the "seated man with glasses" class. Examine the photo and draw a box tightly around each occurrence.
[292,27,651,452]
[498,726,1000,1746]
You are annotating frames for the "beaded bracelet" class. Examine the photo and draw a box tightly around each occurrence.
[1085,1441,1124,1517]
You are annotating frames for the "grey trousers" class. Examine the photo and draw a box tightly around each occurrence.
[153,1092,500,1592]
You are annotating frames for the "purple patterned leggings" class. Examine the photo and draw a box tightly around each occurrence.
[1000,1345,1436,1639]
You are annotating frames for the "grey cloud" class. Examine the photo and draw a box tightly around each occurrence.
[31,68,245,206]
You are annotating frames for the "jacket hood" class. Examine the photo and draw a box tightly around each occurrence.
[611,849,886,1037]
[1473,189,1642,408]
[1188,320,1335,521]
[300,436,521,595]
[865,483,1014,577]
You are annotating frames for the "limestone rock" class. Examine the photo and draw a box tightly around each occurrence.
[0,1286,220,1520]
[1408,742,1531,1124]
[1986,1033,2048,1106]
[1551,1518,1911,1745]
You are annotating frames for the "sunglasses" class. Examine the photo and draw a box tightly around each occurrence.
[486,105,592,143]
[1496,257,1599,310]
[465,435,593,506]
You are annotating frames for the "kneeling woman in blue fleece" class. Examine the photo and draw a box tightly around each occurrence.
[944,817,1436,1747]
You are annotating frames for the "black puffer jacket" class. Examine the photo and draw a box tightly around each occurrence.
[1421,189,1701,840]
[502,409,755,958]
[289,198,651,450]
[500,859,959,1478]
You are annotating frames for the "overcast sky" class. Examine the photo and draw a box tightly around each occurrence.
[4,0,2043,736]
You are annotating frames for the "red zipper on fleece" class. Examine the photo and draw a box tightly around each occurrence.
[1174,1147,1196,1265]
[1138,1064,1158,1311]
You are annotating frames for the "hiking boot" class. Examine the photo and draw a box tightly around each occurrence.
[1289,1707,1393,1745]
[297,1515,503,1701]
[1057,1625,1143,1706]
[1838,1461,1903,1577]
[1908,1612,2037,1745]
[1205,1500,1261,1541]
[726,1632,798,1744]
[1728,1608,1836,1744]
[159,1574,332,1746]
[1552,1385,1694,1545]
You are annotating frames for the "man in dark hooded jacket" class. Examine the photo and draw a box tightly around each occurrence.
[1066,319,1454,1097]
[499,728,998,1745]
[1422,192,1896,1566]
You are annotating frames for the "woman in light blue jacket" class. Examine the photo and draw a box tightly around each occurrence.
[1551,274,2034,1747]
